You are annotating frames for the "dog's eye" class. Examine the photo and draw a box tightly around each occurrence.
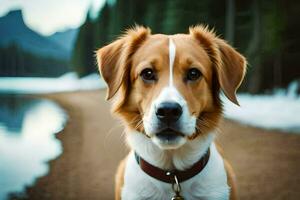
[140,68,156,82]
[186,68,202,81]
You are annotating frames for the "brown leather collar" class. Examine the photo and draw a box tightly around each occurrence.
[135,149,210,184]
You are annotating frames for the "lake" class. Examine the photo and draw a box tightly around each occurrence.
[0,95,66,200]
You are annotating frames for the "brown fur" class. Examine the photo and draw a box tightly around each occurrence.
[115,157,127,200]
[97,25,246,200]
[224,159,238,200]
[216,143,238,200]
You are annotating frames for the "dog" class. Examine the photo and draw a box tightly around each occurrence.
[96,25,246,200]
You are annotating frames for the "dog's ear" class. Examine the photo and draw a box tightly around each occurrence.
[214,39,247,105]
[96,39,125,100]
[96,26,150,100]
[190,25,247,105]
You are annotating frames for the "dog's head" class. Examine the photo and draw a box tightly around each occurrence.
[96,26,246,150]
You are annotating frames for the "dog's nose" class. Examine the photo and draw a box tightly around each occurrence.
[156,102,182,124]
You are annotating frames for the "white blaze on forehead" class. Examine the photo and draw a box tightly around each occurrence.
[143,38,196,139]
[168,38,176,87]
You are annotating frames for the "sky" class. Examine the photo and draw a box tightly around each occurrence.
[0,0,105,36]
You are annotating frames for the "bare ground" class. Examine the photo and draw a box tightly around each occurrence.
[14,90,300,200]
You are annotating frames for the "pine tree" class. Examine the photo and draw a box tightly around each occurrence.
[162,0,211,34]
[143,0,167,33]
[72,10,96,76]
[94,2,111,48]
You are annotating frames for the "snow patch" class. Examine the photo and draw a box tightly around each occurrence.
[0,72,106,94]
[223,82,300,133]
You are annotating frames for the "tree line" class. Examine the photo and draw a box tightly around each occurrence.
[72,0,300,93]
[0,44,70,77]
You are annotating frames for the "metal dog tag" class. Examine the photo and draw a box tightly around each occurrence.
[170,174,184,200]
[171,192,184,200]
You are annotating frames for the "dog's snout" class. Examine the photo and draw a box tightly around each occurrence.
[156,102,182,124]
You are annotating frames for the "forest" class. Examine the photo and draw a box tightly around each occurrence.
[0,44,70,77]
[72,0,300,93]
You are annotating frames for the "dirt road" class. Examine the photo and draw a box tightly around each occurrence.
[15,90,300,200]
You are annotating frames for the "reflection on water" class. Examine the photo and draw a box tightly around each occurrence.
[0,95,66,200]
[0,96,35,133]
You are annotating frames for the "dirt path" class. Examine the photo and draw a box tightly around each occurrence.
[17,90,300,200]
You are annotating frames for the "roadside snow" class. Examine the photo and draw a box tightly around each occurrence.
[0,72,106,94]
[223,82,300,133]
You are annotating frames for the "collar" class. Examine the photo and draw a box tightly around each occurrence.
[134,148,210,184]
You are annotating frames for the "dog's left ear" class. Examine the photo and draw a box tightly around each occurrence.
[190,25,247,105]
[96,26,150,100]
[215,39,247,105]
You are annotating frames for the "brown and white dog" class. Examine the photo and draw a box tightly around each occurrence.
[96,25,246,200]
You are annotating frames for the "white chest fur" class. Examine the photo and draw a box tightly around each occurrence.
[122,133,230,200]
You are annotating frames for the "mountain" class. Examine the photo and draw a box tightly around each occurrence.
[0,10,73,60]
[48,28,78,53]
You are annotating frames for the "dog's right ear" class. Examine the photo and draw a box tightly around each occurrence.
[96,26,150,100]
[96,39,126,100]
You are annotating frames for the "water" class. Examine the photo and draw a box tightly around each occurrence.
[0,95,67,200]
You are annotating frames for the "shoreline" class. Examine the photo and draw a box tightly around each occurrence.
[14,90,300,200]
[14,90,127,200]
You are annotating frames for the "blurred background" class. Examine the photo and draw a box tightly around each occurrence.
[0,0,300,200]
[1,0,300,93]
